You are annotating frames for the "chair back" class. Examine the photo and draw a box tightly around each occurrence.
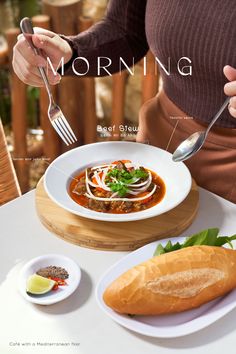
[0,118,21,205]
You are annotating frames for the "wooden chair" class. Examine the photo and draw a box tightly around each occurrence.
[0,118,21,205]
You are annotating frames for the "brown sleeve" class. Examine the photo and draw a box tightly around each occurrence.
[61,0,149,77]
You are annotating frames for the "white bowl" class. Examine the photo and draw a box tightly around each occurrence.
[44,141,191,222]
[18,254,81,305]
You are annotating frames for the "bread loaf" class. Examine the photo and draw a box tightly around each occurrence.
[103,246,236,315]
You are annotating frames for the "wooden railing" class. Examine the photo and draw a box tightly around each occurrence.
[0,0,159,193]
[0,117,21,205]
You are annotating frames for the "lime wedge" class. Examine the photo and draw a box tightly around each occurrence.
[26,274,56,295]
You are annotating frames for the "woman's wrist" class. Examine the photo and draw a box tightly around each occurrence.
[63,39,73,64]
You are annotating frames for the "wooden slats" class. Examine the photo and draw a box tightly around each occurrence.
[0,35,8,66]
[79,16,97,144]
[0,118,21,205]
[5,28,29,193]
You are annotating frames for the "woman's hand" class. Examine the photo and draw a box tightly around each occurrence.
[224,65,236,118]
[12,27,73,87]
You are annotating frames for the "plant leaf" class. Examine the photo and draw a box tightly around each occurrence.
[154,244,165,256]
[164,240,173,252]
[215,235,236,247]
[153,228,236,257]
[166,242,182,252]
[182,228,219,248]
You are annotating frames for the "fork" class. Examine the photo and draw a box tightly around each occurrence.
[20,17,77,146]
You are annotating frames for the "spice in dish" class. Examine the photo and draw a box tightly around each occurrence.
[36,266,69,279]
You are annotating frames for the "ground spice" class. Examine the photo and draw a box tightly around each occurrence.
[36,266,69,279]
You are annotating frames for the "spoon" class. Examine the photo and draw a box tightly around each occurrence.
[172,96,231,162]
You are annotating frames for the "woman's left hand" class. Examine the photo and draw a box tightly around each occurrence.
[224,65,236,118]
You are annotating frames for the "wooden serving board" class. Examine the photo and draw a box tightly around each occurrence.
[35,178,199,251]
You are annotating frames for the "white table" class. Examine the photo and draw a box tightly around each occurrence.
[1,188,236,354]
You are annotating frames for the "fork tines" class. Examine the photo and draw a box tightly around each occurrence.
[51,115,77,146]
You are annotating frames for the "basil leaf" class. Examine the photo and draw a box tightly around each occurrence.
[182,228,219,248]
[154,241,181,256]
[215,235,236,247]
[182,230,208,247]
[203,228,220,246]
[166,242,182,252]
[154,244,165,256]
[164,241,174,252]
[153,228,236,257]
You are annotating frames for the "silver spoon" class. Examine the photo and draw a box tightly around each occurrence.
[172,96,230,162]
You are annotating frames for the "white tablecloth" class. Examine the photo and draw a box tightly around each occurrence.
[0,188,236,354]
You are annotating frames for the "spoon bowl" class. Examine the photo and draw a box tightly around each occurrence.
[172,96,230,162]
[172,131,206,162]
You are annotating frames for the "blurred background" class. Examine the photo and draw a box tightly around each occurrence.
[0,0,159,194]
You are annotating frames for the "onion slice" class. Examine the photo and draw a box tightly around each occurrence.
[84,184,157,202]
[91,164,115,170]
[84,163,157,202]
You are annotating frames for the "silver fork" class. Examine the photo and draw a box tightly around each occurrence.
[20,17,77,146]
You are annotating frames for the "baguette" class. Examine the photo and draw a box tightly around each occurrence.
[103,246,236,315]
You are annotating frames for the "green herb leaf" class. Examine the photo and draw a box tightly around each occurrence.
[132,169,149,179]
[107,167,148,185]
[154,244,166,256]
[153,228,236,256]
[182,228,219,248]
[165,241,173,252]
[106,165,149,197]
[167,241,182,252]
[108,182,128,197]
[153,240,181,256]
[214,235,236,247]
[107,169,119,178]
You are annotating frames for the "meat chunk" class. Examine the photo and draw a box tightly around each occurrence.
[73,177,86,195]
[110,201,133,213]
[147,182,155,192]
[115,161,127,171]
[88,199,110,212]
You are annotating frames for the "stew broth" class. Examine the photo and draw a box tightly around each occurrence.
[69,166,166,214]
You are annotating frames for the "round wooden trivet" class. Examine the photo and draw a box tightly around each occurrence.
[35,178,199,251]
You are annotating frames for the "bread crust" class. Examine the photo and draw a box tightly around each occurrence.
[103,246,236,315]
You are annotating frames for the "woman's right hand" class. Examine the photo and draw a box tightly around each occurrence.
[12,27,73,87]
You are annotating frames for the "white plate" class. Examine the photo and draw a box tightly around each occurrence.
[44,141,191,222]
[18,254,81,305]
[95,237,236,338]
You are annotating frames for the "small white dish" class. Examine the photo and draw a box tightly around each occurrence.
[96,237,236,338]
[18,254,81,305]
[44,141,191,222]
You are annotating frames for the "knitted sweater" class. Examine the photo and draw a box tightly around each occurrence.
[63,0,236,128]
